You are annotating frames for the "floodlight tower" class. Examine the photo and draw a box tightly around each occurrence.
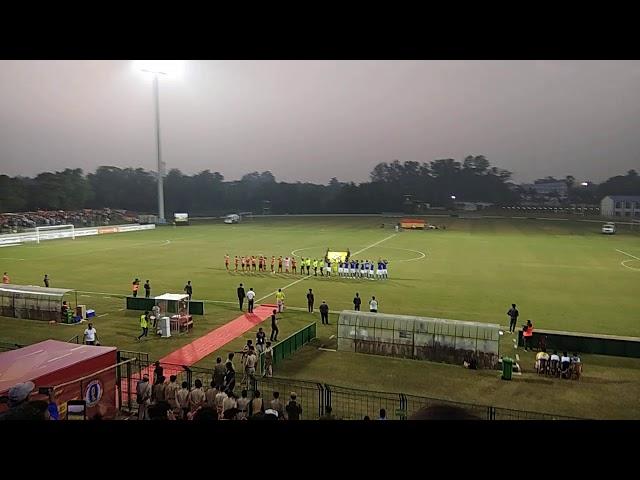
[134,61,184,224]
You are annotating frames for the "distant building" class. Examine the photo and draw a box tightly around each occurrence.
[600,195,640,218]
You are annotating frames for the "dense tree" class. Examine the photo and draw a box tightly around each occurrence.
[2,157,636,215]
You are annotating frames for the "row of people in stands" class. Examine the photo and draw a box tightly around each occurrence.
[535,349,582,379]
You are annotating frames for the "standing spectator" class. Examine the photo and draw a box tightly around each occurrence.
[245,346,258,390]
[215,384,228,417]
[132,278,140,297]
[213,357,226,389]
[83,323,98,345]
[237,389,250,420]
[136,374,152,420]
[152,376,166,404]
[2,272,10,284]
[137,311,150,341]
[270,310,279,342]
[153,361,163,384]
[263,342,273,377]
[188,379,206,413]
[144,280,151,298]
[307,288,315,313]
[286,392,302,420]
[225,352,235,371]
[369,296,378,313]
[275,288,285,312]
[43,274,50,288]
[224,361,236,394]
[378,408,387,420]
[205,381,218,408]
[271,391,284,418]
[522,320,534,351]
[223,391,238,416]
[184,281,193,300]
[237,283,246,311]
[176,381,190,420]
[319,301,329,325]
[152,303,160,325]
[250,390,265,416]
[165,375,180,415]
[246,287,256,313]
[353,292,361,311]
[507,304,519,333]
[256,328,266,354]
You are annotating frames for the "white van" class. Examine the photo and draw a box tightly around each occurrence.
[602,223,616,234]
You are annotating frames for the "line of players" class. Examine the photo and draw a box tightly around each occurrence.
[224,254,389,279]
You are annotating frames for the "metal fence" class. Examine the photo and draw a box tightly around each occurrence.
[114,355,581,420]
[259,322,317,374]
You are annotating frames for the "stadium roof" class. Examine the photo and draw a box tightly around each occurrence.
[0,284,73,298]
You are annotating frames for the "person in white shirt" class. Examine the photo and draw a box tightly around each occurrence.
[284,257,290,273]
[369,296,378,313]
[84,323,98,345]
[246,287,256,313]
[244,346,258,390]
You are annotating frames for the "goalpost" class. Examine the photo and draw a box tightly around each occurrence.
[35,224,75,244]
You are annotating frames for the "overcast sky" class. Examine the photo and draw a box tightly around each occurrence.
[1,60,639,184]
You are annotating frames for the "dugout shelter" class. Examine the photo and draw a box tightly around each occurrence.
[0,284,77,322]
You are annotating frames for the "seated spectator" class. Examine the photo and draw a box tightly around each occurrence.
[263,409,279,420]
[571,352,581,363]
[549,350,560,375]
[560,351,571,378]
[535,349,550,371]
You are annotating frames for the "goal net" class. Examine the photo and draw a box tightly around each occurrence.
[35,224,75,244]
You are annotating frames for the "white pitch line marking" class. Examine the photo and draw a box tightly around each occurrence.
[616,249,640,261]
[98,313,109,317]
[621,259,640,271]
[260,234,397,302]
[318,347,337,352]
[329,334,335,340]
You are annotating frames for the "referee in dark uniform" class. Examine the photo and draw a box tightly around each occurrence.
[353,292,361,311]
[306,289,315,313]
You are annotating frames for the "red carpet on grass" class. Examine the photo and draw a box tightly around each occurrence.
[159,304,277,366]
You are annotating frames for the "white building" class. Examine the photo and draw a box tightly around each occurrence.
[600,195,640,218]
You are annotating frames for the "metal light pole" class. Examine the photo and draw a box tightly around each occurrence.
[151,72,166,224]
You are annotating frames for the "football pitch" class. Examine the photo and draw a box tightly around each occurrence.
[1,216,639,418]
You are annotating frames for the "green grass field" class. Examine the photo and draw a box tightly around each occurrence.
[1,216,639,418]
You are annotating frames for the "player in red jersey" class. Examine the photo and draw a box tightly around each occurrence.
[291,257,297,274]
[234,255,239,272]
[277,256,283,273]
[270,256,275,273]
[225,254,230,270]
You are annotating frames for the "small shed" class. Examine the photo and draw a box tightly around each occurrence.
[0,284,77,322]
[154,293,190,316]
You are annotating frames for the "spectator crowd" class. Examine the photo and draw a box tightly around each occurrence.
[0,208,138,232]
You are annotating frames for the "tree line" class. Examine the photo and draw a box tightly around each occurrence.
[1,157,639,215]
